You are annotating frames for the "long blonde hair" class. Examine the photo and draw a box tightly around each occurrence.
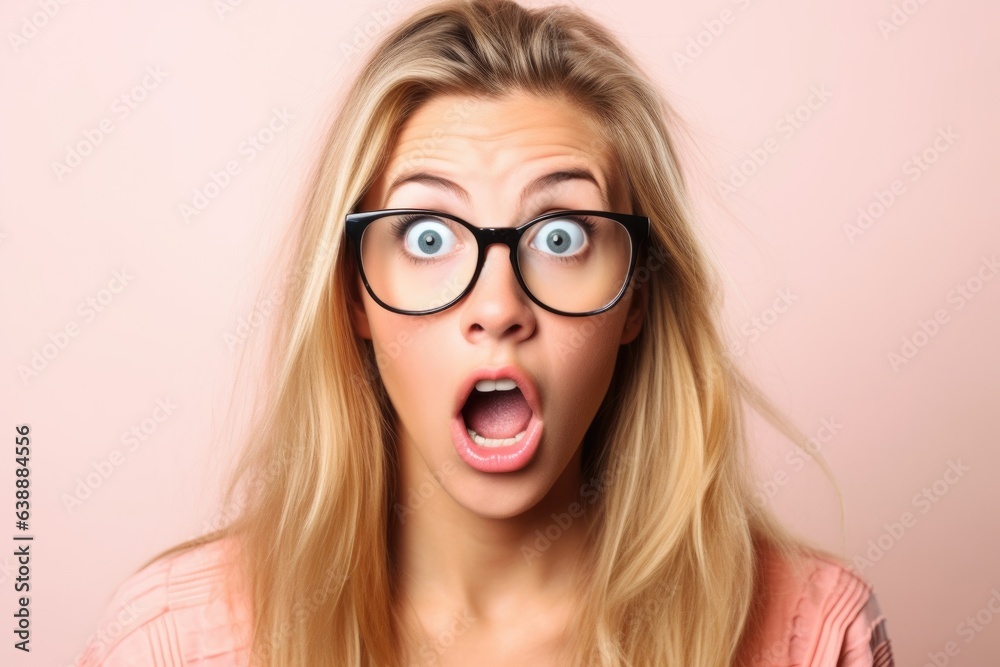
[148,0,850,664]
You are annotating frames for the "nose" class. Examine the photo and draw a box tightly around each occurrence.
[458,242,535,340]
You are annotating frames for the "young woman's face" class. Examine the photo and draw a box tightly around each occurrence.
[349,91,646,519]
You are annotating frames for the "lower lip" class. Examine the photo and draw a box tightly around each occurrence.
[451,411,544,473]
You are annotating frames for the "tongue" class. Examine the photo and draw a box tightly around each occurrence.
[463,388,532,439]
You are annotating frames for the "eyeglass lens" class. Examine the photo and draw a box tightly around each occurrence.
[358,212,633,313]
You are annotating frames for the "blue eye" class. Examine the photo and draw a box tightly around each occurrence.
[529,217,591,257]
[392,215,460,260]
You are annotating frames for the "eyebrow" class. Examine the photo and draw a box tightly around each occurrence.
[383,167,612,211]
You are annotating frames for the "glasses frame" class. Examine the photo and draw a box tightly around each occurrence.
[345,208,651,317]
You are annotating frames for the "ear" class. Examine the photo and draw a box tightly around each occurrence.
[346,255,372,340]
[620,269,647,346]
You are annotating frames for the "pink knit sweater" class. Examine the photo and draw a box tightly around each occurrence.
[76,537,893,666]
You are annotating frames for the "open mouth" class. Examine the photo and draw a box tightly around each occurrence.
[460,379,533,448]
[451,366,544,473]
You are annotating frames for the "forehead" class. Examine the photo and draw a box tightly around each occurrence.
[370,91,622,208]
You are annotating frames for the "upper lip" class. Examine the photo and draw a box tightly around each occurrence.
[453,365,543,421]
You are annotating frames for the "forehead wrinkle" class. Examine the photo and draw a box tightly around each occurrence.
[384,166,611,217]
[518,168,611,212]
[379,100,617,213]
[385,172,470,205]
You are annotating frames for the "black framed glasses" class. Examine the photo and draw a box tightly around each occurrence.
[345,208,650,317]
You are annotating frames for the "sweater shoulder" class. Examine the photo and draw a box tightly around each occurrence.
[740,544,894,666]
[76,536,250,666]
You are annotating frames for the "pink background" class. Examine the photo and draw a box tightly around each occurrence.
[2,0,998,664]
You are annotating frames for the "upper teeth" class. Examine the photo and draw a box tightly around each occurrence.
[475,378,517,392]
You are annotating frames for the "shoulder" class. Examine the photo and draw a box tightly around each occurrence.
[742,543,895,666]
[76,535,251,667]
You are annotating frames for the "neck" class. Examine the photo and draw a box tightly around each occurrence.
[389,440,597,623]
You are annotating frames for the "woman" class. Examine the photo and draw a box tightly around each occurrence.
[78,0,893,665]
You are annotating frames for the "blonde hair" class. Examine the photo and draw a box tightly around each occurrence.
[148,0,851,664]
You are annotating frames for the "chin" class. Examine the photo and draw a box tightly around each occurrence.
[446,461,565,520]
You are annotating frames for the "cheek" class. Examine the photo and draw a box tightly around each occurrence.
[369,317,446,418]
[547,314,624,405]
[553,310,624,365]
